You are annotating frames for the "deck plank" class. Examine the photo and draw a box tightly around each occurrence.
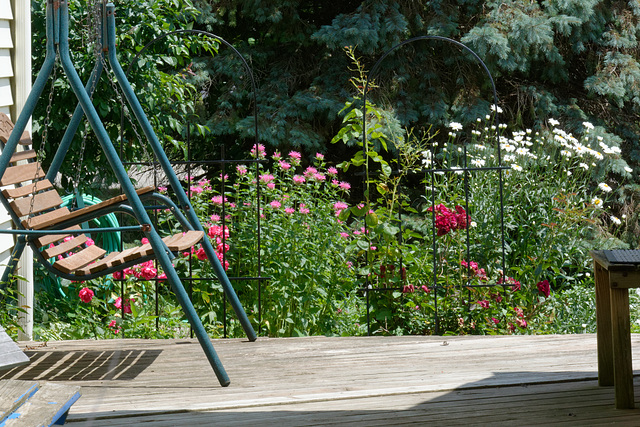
[1,335,637,425]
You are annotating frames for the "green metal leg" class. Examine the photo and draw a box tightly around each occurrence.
[0,237,26,289]
[57,0,230,386]
[104,2,257,342]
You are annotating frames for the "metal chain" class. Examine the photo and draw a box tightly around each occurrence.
[71,0,102,200]
[27,56,60,219]
[98,53,156,168]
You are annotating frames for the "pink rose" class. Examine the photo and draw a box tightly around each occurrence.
[79,287,94,303]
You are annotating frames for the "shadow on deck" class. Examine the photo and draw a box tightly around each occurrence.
[4,334,640,425]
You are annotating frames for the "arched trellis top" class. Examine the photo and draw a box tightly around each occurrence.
[358,36,509,335]
[362,35,501,156]
[124,30,259,149]
[120,29,268,335]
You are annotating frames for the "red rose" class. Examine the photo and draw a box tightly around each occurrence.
[79,287,94,303]
[537,279,551,298]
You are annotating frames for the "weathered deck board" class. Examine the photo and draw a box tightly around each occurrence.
[1,334,638,425]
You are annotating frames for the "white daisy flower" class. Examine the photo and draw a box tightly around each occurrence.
[512,164,523,171]
[583,121,594,130]
[549,118,560,126]
[501,143,516,153]
[449,122,463,131]
[422,151,433,166]
[611,216,621,225]
[624,166,633,173]
[598,182,612,193]
[591,197,603,208]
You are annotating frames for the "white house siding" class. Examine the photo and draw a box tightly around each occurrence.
[0,5,13,119]
[0,0,15,267]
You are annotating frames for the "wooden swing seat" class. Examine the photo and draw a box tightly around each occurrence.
[0,113,204,278]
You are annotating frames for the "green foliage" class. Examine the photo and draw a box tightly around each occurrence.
[30,0,213,193]
[34,274,191,341]
[0,277,27,339]
[23,0,640,339]
[183,1,640,186]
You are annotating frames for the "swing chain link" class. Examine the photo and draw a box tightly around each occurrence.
[70,0,104,201]
[98,53,156,171]
[28,55,60,218]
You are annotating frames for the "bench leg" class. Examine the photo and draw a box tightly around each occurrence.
[595,260,614,386]
[610,287,635,409]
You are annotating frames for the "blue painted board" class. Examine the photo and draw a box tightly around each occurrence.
[0,380,81,426]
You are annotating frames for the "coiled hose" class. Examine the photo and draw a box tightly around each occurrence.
[39,193,121,298]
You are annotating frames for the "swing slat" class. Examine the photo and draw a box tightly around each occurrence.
[77,251,120,275]
[75,251,127,276]
[76,248,141,276]
[53,244,107,274]
[122,242,156,262]
[166,230,205,252]
[107,247,140,267]
[10,149,36,163]
[10,189,63,216]
[74,231,205,276]
[41,234,88,259]
[33,226,81,247]
[121,232,184,263]
[2,179,53,199]
[27,186,155,231]
[18,132,31,146]
[83,247,143,274]
[0,116,12,143]
[0,163,45,186]
[22,207,72,229]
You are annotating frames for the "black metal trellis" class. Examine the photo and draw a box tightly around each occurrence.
[360,36,510,335]
[114,31,269,338]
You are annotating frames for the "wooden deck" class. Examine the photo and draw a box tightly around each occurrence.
[1,334,639,425]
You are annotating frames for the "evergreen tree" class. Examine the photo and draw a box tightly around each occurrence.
[192,0,640,174]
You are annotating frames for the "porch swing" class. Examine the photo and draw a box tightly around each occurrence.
[0,0,257,387]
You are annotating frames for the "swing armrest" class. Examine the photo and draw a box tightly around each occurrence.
[27,186,156,230]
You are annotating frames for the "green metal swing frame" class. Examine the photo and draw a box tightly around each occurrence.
[0,0,257,387]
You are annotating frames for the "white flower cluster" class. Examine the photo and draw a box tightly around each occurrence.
[551,127,607,161]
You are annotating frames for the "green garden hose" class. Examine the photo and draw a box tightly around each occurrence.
[39,193,121,298]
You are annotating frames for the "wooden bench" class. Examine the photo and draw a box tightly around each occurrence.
[590,250,640,409]
[0,326,81,425]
